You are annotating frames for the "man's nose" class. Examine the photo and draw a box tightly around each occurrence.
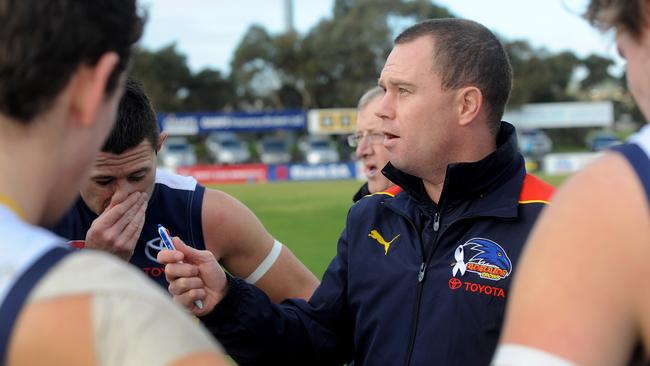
[110,181,139,206]
[375,92,395,121]
[356,136,374,157]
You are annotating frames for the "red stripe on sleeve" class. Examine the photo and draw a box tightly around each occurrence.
[519,174,555,203]
[384,185,402,196]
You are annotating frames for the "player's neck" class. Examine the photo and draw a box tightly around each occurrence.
[0,152,58,225]
[456,124,498,164]
[0,192,26,219]
[421,130,497,204]
[0,117,61,225]
[423,173,445,204]
[0,168,46,225]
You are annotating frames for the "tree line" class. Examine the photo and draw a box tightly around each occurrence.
[131,0,640,124]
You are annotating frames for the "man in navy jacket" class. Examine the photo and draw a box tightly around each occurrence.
[159,18,554,365]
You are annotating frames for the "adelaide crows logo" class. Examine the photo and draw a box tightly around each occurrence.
[451,238,511,281]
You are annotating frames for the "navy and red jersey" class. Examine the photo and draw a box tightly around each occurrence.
[51,170,206,288]
[199,122,554,366]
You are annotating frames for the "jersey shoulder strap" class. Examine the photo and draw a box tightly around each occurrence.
[0,207,71,363]
[612,125,650,204]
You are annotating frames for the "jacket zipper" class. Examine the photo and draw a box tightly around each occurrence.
[404,210,440,366]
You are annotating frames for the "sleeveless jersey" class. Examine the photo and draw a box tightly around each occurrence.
[52,169,206,288]
[613,125,650,203]
[0,206,70,363]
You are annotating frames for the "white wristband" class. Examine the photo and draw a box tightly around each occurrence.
[244,239,283,284]
[491,344,576,366]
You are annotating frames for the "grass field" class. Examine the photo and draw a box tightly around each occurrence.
[210,173,568,278]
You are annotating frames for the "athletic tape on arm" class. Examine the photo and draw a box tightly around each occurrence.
[244,239,283,284]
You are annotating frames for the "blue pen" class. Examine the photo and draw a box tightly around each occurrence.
[157,224,204,309]
[157,224,175,250]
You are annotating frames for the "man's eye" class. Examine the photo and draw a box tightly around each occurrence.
[95,179,112,186]
[128,176,145,182]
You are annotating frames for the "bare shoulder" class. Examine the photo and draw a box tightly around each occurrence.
[7,295,95,366]
[538,151,648,253]
[201,187,255,221]
[500,151,650,365]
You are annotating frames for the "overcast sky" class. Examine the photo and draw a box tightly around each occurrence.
[139,0,622,74]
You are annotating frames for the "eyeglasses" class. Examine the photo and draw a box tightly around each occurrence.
[347,132,385,148]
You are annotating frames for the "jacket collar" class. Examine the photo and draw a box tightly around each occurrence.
[382,121,525,218]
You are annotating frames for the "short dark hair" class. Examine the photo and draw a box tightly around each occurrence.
[395,18,512,133]
[102,77,159,154]
[585,0,647,39]
[0,0,145,124]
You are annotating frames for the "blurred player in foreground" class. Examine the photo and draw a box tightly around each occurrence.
[0,1,227,365]
[494,1,650,365]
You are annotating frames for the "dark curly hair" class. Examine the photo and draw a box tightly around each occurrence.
[585,0,648,39]
[0,0,145,123]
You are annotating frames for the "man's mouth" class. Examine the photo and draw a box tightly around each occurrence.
[383,131,398,147]
[365,163,378,177]
[384,132,398,139]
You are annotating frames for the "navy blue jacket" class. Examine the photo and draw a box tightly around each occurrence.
[202,122,554,366]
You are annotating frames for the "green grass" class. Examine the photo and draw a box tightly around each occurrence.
[536,173,569,187]
[209,175,569,278]
[210,180,361,278]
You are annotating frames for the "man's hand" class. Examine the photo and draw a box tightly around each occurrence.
[157,237,228,316]
[84,191,147,261]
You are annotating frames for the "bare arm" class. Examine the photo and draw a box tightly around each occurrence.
[497,153,650,365]
[201,189,319,302]
[7,295,96,366]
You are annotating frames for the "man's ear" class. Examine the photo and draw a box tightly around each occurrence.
[156,132,168,153]
[69,52,120,127]
[456,86,483,127]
